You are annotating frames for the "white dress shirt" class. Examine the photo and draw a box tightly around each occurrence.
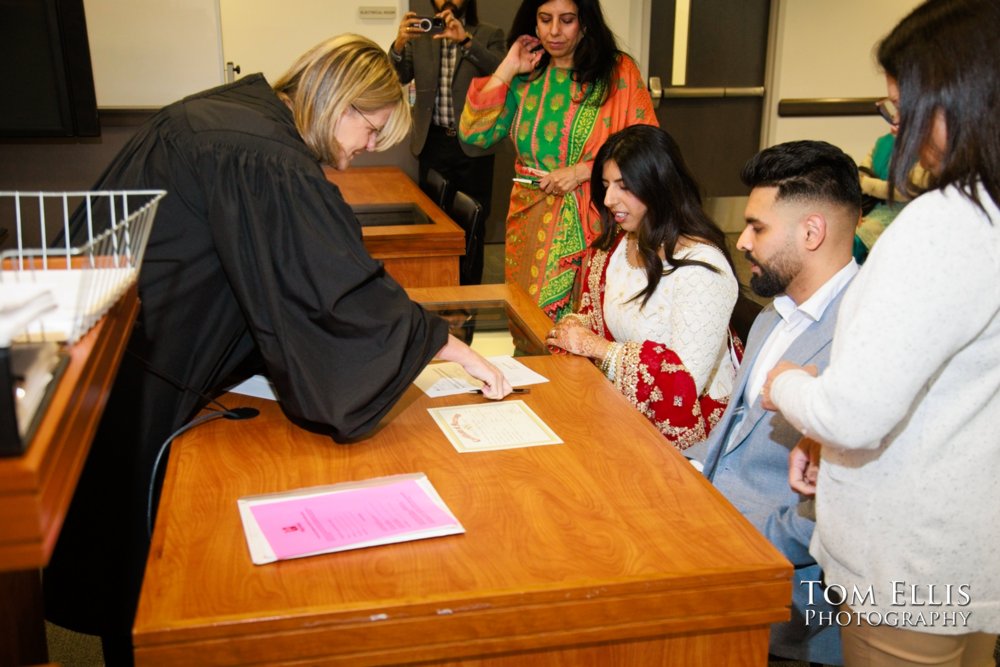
[745,259,859,404]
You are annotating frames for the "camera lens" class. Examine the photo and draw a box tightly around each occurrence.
[416,17,433,32]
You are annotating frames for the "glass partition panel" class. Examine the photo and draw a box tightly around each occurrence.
[423,301,549,357]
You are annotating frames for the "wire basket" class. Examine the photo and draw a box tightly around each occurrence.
[0,190,165,346]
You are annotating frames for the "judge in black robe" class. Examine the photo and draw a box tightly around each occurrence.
[43,35,509,664]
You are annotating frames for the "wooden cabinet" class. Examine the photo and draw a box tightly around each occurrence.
[0,285,140,665]
[328,166,464,288]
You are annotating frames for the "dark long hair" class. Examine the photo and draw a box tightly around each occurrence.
[507,0,619,105]
[591,125,736,307]
[877,0,1000,212]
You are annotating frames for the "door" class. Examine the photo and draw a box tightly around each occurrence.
[647,0,770,197]
[474,2,519,243]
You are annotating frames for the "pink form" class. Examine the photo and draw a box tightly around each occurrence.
[249,478,459,560]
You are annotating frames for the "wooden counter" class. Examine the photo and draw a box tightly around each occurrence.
[326,166,464,287]
[0,284,139,665]
[0,283,139,571]
[134,308,791,665]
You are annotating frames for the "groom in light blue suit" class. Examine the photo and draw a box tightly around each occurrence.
[686,141,864,666]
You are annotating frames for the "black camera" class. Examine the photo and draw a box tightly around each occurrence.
[414,16,446,34]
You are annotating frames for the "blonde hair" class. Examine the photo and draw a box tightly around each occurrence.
[272,34,410,164]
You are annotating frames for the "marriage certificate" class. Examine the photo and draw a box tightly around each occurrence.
[428,400,563,453]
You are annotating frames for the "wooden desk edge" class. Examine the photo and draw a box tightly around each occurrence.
[134,578,790,666]
[0,285,139,570]
[133,571,791,652]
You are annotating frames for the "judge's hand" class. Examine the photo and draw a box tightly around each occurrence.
[760,361,817,411]
[436,334,512,399]
[546,319,606,360]
[789,437,822,496]
[539,164,588,196]
[434,9,467,43]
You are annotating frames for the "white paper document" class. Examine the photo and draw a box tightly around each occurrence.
[414,355,548,397]
[1,268,135,343]
[228,374,277,401]
[427,400,563,452]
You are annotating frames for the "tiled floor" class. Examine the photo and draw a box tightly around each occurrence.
[482,242,504,285]
[47,622,104,665]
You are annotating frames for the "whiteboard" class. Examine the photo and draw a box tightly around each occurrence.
[219,0,404,85]
[84,0,224,107]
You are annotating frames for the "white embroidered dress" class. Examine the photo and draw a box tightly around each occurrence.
[602,240,738,401]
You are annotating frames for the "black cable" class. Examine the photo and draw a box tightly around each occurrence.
[147,411,223,538]
[131,350,261,538]
[127,348,242,416]
[145,405,259,538]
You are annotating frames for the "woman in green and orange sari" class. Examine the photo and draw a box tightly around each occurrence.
[459,0,657,321]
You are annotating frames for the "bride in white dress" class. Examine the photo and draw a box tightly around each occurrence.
[546,125,740,450]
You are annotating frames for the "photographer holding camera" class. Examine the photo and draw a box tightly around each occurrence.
[390,0,505,284]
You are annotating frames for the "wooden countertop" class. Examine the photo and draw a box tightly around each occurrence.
[134,351,790,665]
[0,284,139,571]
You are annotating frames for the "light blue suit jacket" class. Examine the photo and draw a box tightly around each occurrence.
[686,286,851,665]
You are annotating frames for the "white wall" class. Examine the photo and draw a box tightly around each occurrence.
[761,0,920,162]
[83,0,224,107]
[83,0,410,106]
[220,0,646,87]
[82,0,648,108]
[606,0,647,75]
[88,0,921,165]
[220,0,406,85]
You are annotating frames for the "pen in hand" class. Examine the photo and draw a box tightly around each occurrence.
[468,387,530,395]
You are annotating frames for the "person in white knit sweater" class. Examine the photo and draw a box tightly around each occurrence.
[760,0,1000,664]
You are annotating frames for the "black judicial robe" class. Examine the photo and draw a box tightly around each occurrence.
[44,74,449,641]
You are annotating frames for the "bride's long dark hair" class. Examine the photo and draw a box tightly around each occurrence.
[590,125,735,307]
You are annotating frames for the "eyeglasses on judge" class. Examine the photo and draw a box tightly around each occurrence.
[351,104,382,140]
